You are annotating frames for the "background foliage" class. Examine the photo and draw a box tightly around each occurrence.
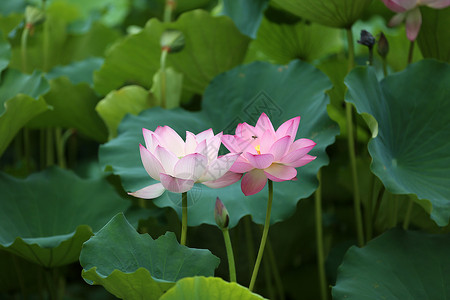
[0,0,449,299]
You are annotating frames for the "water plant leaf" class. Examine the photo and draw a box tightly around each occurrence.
[161,276,266,300]
[0,69,50,157]
[94,10,250,95]
[28,77,108,142]
[99,60,339,227]
[222,0,269,38]
[96,85,155,140]
[344,60,450,226]
[252,18,342,64]
[0,167,129,267]
[417,6,450,63]
[80,213,220,299]
[333,229,450,299]
[272,0,372,28]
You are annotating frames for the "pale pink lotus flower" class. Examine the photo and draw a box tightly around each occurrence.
[222,113,316,196]
[129,126,241,199]
[382,0,450,41]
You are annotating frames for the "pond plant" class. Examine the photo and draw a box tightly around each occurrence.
[0,0,449,299]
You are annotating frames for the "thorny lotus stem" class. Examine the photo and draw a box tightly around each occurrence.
[249,180,273,291]
[407,41,414,65]
[346,27,364,247]
[163,0,175,23]
[21,25,30,72]
[160,48,168,109]
[222,228,236,282]
[315,170,328,300]
[181,192,188,245]
[43,13,50,71]
[244,216,256,277]
[382,58,388,77]
[403,198,414,230]
[267,238,285,300]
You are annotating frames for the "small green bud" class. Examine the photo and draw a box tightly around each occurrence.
[214,197,229,229]
[377,32,389,58]
[160,29,185,53]
[25,6,46,27]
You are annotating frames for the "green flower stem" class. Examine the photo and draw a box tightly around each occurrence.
[407,41,414,65]
[368,47,373,66]
[43,14,50,71]
[262,253,275,300]
[46,128,55,167]
[40,129,45,169]
[21,26,30,73]
[244,216,256,278]
[391,194,398,228]
[163,0,175,23]
[180,192,188,245]
[267,238,285,300]
[249,180,273,292]
[160,49,169,109]
[366,175,378,242]
[382,58,388,77]
[403,198,414,230]
[315,170,328,300]
[55,127,66,168]
[23,127,31,172]
[222,228,236,282]
[346,28,364,247]
[44,268,58,300]
[12,254,27,298]
[371,185,385,230]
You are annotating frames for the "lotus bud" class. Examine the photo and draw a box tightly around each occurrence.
[160,29,185,53]
[25,6,46,28]
[357,30,376,49]
[377,32,389,58]
[214,197,229,229]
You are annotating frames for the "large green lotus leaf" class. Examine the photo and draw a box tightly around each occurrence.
[344,60,450,226]
[9,14,119,73]
[0,32,10,72]
[0,69,49,107]
[161,276,266,300]
[150,67,183,110]
[99,60,338,227]
[96,85,156,140]
[56,0,129,28]
[28,77,108,142]
[333,229,450,299]
[272,0,372,28]
[0,167,129,267]
[417,6,450,63]
[0,250,41,292]
[80,213,220,299]
[45,57,104,87]
[0,13,23,36]
[222,0,269,38]
[94,10,250,95]
[253,18,342,64]
[0,69,50,156]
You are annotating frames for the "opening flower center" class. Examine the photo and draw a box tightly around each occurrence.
[255,144,261,155]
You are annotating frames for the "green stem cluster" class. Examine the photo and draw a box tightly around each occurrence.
[346,28,364,247]
[222,228,236,282]
[315,170,328,300]
[249,180,273,291]
[180,192,188,245]
[159,49,169,109]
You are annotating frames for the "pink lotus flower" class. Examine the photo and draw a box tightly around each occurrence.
[382,0,450,41]
[222,113,316,196]
[129,126,241,199]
